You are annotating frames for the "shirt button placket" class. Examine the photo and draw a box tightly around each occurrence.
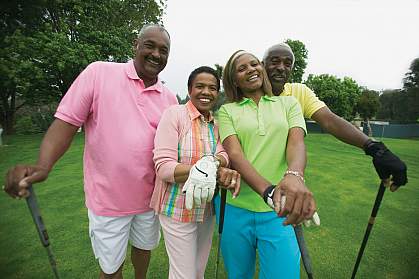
[257,106,266,136]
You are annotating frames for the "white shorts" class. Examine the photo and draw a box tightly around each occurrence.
[88,209,161,274]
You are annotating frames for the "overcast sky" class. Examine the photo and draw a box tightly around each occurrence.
[159,0,419,98]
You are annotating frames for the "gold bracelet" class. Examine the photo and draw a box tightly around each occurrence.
[284,170,305,183]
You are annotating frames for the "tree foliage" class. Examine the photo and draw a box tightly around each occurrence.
[213,63,226,111]
[0,0,166,134]
[285,39,308,83]
[356,89,380,120]
[377,57,419,123]
[403,57,419,89]
[402,57,419,122]
[305,74,362,120]
[376,90,408,122]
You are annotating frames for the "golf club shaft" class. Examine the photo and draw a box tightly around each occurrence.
[26,186,60,279]
[351,181,386,279]
[215,188,227,279]
[218,188,227,235]
[294,225,314,279]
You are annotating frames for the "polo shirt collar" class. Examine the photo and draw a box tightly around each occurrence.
[238,95,277,105]
[125,60,163,93]
[186,100,214,123]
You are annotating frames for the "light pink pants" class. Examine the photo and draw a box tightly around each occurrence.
[159,214,215,279]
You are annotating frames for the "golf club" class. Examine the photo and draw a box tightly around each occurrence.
[26,186,61,279]
[294,224,314,279]
[215,188,227,279]
[280,195,319,279]
[351,179,390,279]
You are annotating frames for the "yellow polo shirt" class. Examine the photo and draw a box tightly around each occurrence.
[280,83,326,119]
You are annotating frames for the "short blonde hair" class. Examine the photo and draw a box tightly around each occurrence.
[223,50,272,103]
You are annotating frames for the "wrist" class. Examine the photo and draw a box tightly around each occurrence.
[262,185,276,208]
[284,170,305,183]
[363,138,374,151]
[363,139,387,157]
[36,162,52,172]
[201,154,220,168]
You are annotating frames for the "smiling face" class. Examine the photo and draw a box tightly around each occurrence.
[189,72,219,117]
[133,26,170,86]
[234,53,264,93]
[264,46,293,94]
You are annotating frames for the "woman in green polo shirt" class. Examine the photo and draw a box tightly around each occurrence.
[215,50,316,279]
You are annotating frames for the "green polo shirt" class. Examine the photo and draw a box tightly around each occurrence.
[218,95,306,212]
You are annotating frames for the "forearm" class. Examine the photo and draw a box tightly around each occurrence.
[174,164,192,183]
[230,154,271,195]
[312,107,368,149]
[286,136,306,175]
[222,136,271,196]
[37,119,79,171]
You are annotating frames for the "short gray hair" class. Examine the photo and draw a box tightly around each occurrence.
[263,43,295,68]
[138,24,170,41]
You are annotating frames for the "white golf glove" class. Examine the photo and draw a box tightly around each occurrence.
[182,156,219,210]
[263,186,320,227]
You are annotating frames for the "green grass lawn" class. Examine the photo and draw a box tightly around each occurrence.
[1,133,418,278]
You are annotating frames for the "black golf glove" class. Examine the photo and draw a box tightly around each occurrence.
[364,139,407,188]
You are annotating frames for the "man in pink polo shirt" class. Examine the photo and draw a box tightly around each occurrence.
[4,24,178,279]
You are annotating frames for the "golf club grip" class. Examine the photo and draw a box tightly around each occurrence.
[26,186,50,247]
[294,225,314,279]
[218,188,227,234]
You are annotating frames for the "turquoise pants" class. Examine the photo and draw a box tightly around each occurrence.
[214,195,300,279]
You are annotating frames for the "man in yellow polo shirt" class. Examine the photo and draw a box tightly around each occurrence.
[262,43,407,190]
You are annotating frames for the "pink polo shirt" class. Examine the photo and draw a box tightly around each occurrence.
[55,60,178,216]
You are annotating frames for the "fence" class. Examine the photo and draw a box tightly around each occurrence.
[306,121,419,139]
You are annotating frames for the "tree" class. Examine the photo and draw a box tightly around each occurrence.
[357,89,380,120]
[213,63,226,111]
[356,89,380,136]
[403,57,419,89]
[305,74,362,120]
[403,57,419,122]
[0,0,166,134]
[285,39,308,83]
[376,89,400,120]
[379,58,419,123]
[405,86,419,122]
[376,89,418,123]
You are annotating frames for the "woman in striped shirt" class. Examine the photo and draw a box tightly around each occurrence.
[150,66,240,279]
